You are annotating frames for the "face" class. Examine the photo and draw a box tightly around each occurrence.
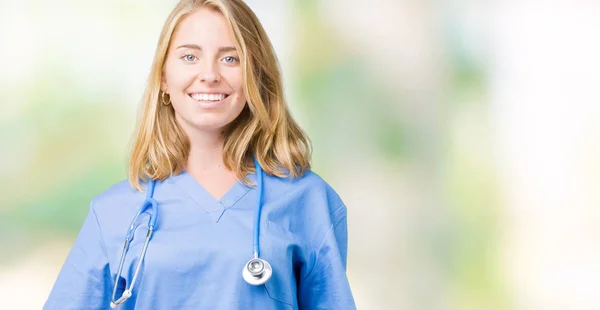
[162,8,246,135]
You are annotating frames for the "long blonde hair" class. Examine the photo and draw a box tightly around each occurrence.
[129,0,311,191]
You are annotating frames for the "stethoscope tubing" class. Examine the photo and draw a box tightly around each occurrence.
[252,156,263,258]
[110,157,269,307]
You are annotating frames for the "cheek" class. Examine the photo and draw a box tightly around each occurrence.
[220,66,243,88]
[164,62,194,88]
[232,86,246,109]
[226,71,245,99]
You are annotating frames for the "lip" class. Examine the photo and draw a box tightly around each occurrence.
[187,93,230,108]
[187,91,231,96]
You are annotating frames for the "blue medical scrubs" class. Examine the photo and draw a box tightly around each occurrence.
[44,170,356,310]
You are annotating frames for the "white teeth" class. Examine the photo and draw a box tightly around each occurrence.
[191,93,226,101]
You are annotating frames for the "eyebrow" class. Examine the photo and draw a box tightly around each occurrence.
[176,44,237,52]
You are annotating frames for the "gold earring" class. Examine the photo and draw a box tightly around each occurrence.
[161,91,171,106]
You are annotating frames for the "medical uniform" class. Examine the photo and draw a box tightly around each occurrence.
[44,170,356,310]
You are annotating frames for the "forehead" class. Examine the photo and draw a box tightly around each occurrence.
[171,8,235,47]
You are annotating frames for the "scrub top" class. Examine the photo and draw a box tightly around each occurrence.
[44,170,356,310]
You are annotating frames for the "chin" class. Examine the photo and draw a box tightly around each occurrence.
[174,107,243,135]
[188,117,235,133]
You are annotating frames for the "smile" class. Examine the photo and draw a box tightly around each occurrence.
[188,92,230,102]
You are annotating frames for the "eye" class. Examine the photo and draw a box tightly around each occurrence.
[222,56,239,64]
[181,53,197,62]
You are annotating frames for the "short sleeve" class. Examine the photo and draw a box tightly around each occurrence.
[43,201,112,310]
[297,206,357,310]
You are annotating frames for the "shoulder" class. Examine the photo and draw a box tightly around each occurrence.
[91,179,140,205]
[89,179,146,218]
[264,169,346,217]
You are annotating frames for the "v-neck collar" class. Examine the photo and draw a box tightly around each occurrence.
[168,170,255,223]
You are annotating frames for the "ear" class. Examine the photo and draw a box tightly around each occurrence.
[161,71,168,92]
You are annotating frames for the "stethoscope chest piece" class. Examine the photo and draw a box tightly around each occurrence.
[242,258,272,286]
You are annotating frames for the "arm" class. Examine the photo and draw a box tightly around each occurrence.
[298,206,357,310]
[43,201,112,310]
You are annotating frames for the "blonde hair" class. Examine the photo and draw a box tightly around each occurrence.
[128,0,311,191]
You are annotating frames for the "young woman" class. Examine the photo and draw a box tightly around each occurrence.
[44,0,356,309]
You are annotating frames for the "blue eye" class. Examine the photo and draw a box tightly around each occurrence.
[182,54,197,62]
[222,56,239,64]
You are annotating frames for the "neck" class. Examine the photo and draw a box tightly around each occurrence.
[185,130,227,172]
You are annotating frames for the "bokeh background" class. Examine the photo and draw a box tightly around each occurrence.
[1,0,600,309]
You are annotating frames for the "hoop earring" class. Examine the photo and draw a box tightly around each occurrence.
[160,91,171,106]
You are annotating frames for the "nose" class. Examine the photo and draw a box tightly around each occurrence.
[199,60,220,84]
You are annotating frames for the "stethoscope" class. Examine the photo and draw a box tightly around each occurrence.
[110,157,272,308]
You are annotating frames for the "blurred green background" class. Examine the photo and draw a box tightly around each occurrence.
[2,0,600,309]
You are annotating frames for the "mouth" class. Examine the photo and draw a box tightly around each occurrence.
[188,92,230,104]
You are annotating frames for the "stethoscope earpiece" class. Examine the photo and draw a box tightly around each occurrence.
[242,258,272,286]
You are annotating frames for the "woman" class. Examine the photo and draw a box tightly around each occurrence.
[44,0,356,309]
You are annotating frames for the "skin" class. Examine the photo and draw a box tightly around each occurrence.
[161,7,247,199]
